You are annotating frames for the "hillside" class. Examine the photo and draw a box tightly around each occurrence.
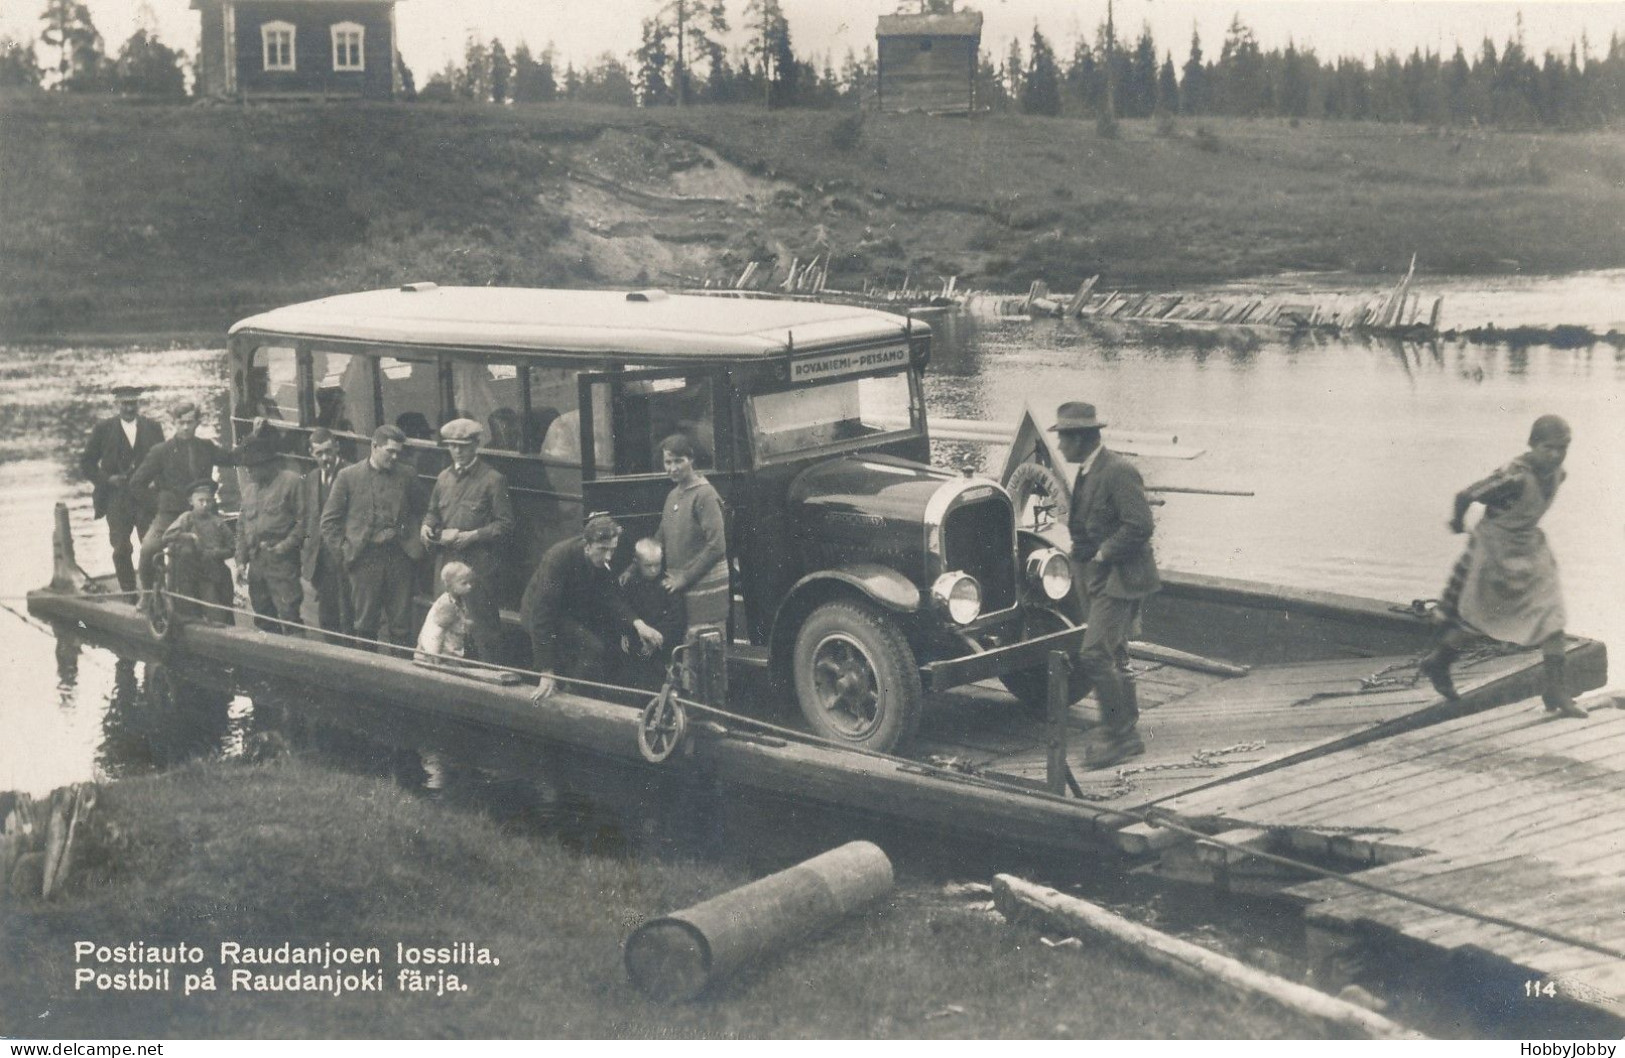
[3,96,1625,339]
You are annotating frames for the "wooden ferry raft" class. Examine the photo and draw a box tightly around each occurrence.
[26,496,1607,866]
[1128,688,1625,1016]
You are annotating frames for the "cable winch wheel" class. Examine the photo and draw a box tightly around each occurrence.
[638,688,688,763]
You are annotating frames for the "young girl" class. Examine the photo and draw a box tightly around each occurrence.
[655,433,728,640]
[1420,414,1585,718]
[416,560,476,666]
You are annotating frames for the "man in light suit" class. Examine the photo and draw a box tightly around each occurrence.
[1052,401,1161,769]
[79,384,165,593]
[300,429,352,641]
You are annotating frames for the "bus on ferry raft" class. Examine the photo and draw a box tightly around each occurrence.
[29,285,1605,859]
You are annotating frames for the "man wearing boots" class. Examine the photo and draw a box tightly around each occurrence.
[1051,401,1161,769]
[79,384,164,594]
[1420,414,1586,719]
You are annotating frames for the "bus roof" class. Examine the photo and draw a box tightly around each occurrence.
[229,286,926,359]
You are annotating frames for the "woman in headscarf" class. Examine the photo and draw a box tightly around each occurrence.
[1419,414,1585,718]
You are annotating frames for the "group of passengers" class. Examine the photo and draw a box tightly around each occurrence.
[81,385,730,699]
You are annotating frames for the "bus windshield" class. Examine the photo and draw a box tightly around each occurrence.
[750,371,915,460]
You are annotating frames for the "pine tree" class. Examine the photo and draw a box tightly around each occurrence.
[39,0,106,90]
[113,27,185,96]
[457,36,491,101]
[1180,27,1207,114]
[0,35,44,88]
[1019,25,1061,116]
[490,39,511,104]
[743,0,794,107]
[635,17,673,105]
[1157,52,1178,114]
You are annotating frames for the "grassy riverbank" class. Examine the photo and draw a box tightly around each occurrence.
[4,96,1624,340]
[0,756,1344,1039]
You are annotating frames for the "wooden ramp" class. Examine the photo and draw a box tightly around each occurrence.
[919,644,1566,811]
[1144,691,1625,1013]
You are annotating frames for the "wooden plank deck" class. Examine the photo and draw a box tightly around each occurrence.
[1146,690,1625,1013]
[916,644,1556,810]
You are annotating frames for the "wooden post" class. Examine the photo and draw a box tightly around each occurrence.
[625,841,893,1003]
[992,875,1423,1039]
[1046,650,1070,796]
[51,502,92,594]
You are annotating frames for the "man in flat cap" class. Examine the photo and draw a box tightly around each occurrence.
[235,434,305,634]
[1421,414,1586,718]
[79,385,164,593]
[1051,401,1160,769]
[421,418,514,662]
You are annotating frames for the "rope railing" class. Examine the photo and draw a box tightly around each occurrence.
[50,582,1625,963]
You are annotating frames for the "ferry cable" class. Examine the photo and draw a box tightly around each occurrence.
[141,587,1625,963]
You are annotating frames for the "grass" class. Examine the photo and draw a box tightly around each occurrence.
[4,95,1625,339]
[0,756,1347,1039]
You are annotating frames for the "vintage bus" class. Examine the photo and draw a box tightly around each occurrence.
[227,284,1084,751]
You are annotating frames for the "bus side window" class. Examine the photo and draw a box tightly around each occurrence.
[249,345,300,425]
[634,376,714,470]
[379,354,441,439]
[311,349,378,438]
[450,360,523,452]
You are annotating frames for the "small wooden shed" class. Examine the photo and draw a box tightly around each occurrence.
[191,0,403,100]
[875,8,983,115]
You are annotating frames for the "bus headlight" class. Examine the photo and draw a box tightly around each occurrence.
[931,572,982,625]
[1026,548,1073,601]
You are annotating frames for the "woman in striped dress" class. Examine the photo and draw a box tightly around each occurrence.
[656,433,729,640]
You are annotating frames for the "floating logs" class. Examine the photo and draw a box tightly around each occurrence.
[624,840,894,1003]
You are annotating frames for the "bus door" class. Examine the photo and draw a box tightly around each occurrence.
[580,367,724,567]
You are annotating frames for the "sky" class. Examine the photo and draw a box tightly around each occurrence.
[8,0,1625,82]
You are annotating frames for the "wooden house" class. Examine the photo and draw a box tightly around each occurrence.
[875,8,983,115]
[192,0,402,100]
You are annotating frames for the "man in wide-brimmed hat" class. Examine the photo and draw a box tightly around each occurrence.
[1050,401,1161,769]
[235,433,304,634]
[79,384,165,593]
[420,418,513,662]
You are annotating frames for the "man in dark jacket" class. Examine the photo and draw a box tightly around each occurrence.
[299,429,352,641]
[79,385,164,592]
[235,436,305,634]
[420,418,513,662]
[319,424,424,654]
[129,401,254,596]
[1052,401,1160,769]
[523,514,662,700]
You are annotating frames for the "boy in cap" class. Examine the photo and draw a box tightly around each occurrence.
[1050,400,1160,769]
[1421,414,1586,718]
[79,384,164,593]
[235,434,305,634]
[421,418,513,662]
[161,479,235,623]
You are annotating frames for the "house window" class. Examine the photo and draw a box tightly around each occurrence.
[262,22,295,71]
[331,23,364,71]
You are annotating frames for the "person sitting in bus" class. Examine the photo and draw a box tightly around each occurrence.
[416,560,476,667]
[161,479,235,623]
[619,538,687,689]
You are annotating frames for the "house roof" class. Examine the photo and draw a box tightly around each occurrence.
[876,11,984,38]
[230,286,925,360]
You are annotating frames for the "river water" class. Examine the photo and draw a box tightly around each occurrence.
[2,273,1622,804]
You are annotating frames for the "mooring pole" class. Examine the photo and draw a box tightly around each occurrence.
[1046,650,1071,796]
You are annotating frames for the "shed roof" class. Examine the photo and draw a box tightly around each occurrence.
[230,286,924,360]
[876,11,983,38]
